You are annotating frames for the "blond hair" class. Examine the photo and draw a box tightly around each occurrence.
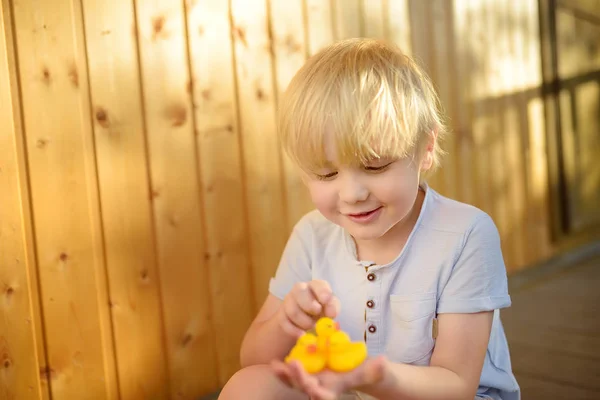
[278,38,447,175]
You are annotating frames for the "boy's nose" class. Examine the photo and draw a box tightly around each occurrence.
[338,176,369,204]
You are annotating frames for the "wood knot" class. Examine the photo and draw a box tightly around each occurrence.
[68,63,79,88]
[226,124,233,132]
[181,333,193,347]
[42,67,51,84]
[233,26,247,47]
[201,89,211,101]
[95,107,109,128]
[165,104,187,127]
[197,25,204,36]
[36,138,48,148]
[204,252,210,261]
[284,34,301,53]
[3,358,11,369]
[140,269,149,281]
[152,15,167,40]
[5,286,14,296]
[59,253,68,262]
[256,88,265,100]
[39,366,56,381]
[101,29,111,36]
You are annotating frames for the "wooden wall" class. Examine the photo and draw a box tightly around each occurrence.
[1,0,595,399]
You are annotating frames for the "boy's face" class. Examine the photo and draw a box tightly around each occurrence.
[304,133,432,243]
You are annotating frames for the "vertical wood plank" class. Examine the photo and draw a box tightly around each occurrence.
[522,0,547,264]
[231,0,289,310]
[81,0,170,398]
[186,0,254,386]
[332,0,362,39]
[452,0,477,206]
[11,0,119,398]
[405,0,432,78]
[305,0,335,56]
[479,0,511,264]
[536,0,562,259]
[270,0,313,230]
[386,0,412,54]
[502,0,528,269]
[134,0,218,396]
[559,88,576,230]
[363,0,385,38]
[470,0,494,218]
[0,1,46,399]
[408,0,443,193]
[429,0,459,200]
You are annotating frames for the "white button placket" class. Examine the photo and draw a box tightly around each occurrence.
[364,264,381,354]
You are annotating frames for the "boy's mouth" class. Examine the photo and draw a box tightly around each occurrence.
[346,207,382,223]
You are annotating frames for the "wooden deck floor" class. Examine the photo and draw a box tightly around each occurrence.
[502,249,600,399]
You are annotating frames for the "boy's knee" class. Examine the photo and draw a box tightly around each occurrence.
[218,365,306,400]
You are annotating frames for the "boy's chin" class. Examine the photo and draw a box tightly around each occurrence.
[345,224,388,241]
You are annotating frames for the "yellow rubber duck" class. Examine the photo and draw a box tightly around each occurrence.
[315,317,340,352]
[326,331,367,372]
[286,332,318,359]
[285,333,327,373]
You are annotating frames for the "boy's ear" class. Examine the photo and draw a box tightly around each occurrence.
[420,129,437,171]
[420,152,433,171]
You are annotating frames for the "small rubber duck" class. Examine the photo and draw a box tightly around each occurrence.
[286,332,318,359]
[285,333,327,373]
[326,331,367,372]
[315,317,340,352]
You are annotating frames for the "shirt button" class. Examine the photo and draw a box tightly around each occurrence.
[368,325,377,334]
[366,300,375,308]
[367,273,376,281]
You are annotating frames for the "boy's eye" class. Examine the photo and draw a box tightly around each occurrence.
[364,162,393,172]
[315,171,337,180]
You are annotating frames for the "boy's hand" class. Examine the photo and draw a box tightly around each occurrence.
[271,356,388,400]
[278,280,340,338]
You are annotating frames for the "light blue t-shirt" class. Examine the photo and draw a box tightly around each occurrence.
[269,184,520,400]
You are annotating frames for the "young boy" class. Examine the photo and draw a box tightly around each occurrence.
[219,38,520,400]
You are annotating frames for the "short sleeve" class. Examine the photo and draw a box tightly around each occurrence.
[268,219,313,300]
[437,213,511,314]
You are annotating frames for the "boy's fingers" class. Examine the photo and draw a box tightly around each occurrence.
[285,298,318,330]
[308,280,333,305]
[279,310,308,338]
[323,296,340,318]
[290,362,319,394]
[292,282,323,316]
[295,292,323,316]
